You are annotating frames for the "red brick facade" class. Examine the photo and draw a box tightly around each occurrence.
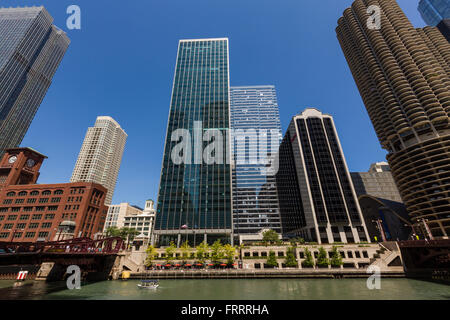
[0,148,107,242]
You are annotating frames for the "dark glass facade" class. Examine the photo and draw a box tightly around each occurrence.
[154,39,232,246]
[230,86,282,236]
[418,0,450,26]
[0,7,69,156]
[275,109,369,243]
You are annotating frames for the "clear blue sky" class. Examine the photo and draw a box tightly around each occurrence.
[3,0,425,207]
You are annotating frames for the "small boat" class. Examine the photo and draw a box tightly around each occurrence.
[137,279,159,289]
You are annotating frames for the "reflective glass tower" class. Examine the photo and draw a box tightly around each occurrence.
[230,86,282,237]
[0,7,70,156]
[154,39,232,246]
[418,0,450,26]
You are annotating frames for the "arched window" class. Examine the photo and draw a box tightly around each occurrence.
[6,192,16,197]
[42,190,51,196]
[30,191,39,196]
[18,191,28,196]
[54,190,64,195]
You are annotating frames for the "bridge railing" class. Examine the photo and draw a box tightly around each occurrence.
[0,237,125,255]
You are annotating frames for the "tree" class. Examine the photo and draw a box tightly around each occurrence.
[266,251,278,268]
[211,240,225,263]
[262,229,279,245]
[196,241,209,263]
[105,226,121,238]
[165,241,176,263]
[223,244,236,265]
[302,247,314,268]
[317,247,330,268]
[180,241,191,263]
[145,245,157,267]
[330,246,343,268]
[284,247,298,267]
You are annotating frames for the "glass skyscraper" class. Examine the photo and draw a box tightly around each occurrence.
[154,39,232,246]
[0,7,70,156]
[418,0,450,26]
[230,86,282,238]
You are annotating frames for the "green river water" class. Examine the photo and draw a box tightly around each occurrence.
[0,278,449,300]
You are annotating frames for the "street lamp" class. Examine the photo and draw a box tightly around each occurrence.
[372,219,387,242]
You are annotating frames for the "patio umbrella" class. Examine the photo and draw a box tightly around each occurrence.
[165,264,171,267]
[196,264,203,266]
[185,264,192,266]
[207,264,214,266]
[156,264,161,267]
[175,264,181,266]
[220,264,227,266]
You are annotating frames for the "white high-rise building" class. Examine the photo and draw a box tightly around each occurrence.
[103,203,143,231]
[71,116,127,205]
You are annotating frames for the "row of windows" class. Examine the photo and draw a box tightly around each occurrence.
[6,190,63,197]
[3,197,61,204]
[0,213,55,221]
[0,206,58,213]
[1,222,52,229]
[0,231,49,239]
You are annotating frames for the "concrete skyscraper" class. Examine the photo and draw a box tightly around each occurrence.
[336,0,450,238]
[275,108,369,244]
[230,85,282,240]
[0,7,69,156]
[154,38,232,246]
[71,116,127,205]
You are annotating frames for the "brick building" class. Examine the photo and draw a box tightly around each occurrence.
[0,148,108,242]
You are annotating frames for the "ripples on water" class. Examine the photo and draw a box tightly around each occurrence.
[0,279,449,300]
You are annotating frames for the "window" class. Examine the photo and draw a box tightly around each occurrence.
[32,214,42,220]
[3,199,12,204]
[29,223,39,229]
[41,223,52,228]
[15,199,24,204]
[11,207,20,212]
[18,191,27,196]
[45,214,55,220]
[39,198,49,203]
[35,207,45,212]
[6,192,16,197]
[0,208,7,213]
[30,191,39,196]
[38,232,49,238]
[13,232,22,238]
[16,223,26,229]
[0,232,9,238]
[7,215,17,220]
[3,223,13,229]
[25,232,35,238]
[19,215,30,220]
[48,206,58,211]
[50,197,61,203]
[42,190,51,196]
[23,207,33,212]
[27,198,36,204]
[54,190,64,195]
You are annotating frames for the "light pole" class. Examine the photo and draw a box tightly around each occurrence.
[417,218,434,240]
[372,219,387,242]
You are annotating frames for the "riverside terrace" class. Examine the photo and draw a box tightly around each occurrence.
[112,242,405,279]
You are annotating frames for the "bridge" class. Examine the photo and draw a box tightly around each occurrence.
[0,237,125,281]
[398,239,450,284]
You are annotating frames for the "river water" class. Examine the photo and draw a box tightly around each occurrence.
[0,278,449,300]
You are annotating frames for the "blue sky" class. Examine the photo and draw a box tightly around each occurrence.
[3,0,425,207]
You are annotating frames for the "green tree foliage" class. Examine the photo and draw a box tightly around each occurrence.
[317,247,330,268]
[302,247,314,268]
[145,245,157,267]
[211,240,225,263]
[266,251,278,268]
[180,241,191,263]
[284,247,298,267]
[165,241,176,263]
[105,226,121,237]
[195,241,209,263]
[262,229,279,245]
[330,246,343,267]
[223,244,236,265]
